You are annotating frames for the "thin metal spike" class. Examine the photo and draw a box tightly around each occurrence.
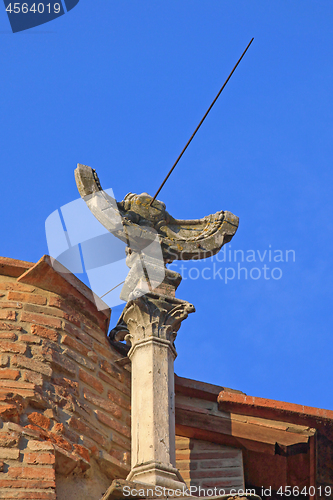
[150,38,254,206]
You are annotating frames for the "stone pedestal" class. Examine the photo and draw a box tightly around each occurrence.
[120,292,194,489]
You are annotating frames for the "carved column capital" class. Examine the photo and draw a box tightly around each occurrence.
[121,294,194,357]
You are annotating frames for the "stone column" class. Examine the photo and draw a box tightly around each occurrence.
[122,293,194,489]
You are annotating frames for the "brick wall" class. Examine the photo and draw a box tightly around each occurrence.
[0,257,131,500]
[175,436,245,496]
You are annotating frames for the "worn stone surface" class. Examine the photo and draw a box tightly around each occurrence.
[75,164,239,301]
[117,294,194,489]
[75,164,238,262]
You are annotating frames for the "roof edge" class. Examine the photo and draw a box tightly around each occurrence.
[18,255,111,332]
[175,374,245,402]
[0,256,34,278]
[218,391,333,425]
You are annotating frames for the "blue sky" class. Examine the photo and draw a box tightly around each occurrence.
[1,1,333,409]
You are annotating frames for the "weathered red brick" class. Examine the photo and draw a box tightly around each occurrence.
[0,354,8,367]
[0,492,56,499]
[94,341,114,359]
[78,435,99,456]
[109,449,130,465]
[51,376,79,396]
[44,409,56,420]
[124,372,131,389]
[0,332,17,340]
[201,480,241,489]
[12,355,52,377]
[0,321,22,331]
[0,403,19,419]
[190,451,239,460]
[0,310,16,320]
[107,389,130,410]
[49,295,105,331]
[25,302,81,328]
[175,451,191,460]
[79,369,104,394]
[0,340,26,354]
[63,322,93,348]
[8,466,55,480]
[19,334,41,344]
[48,433,73,452]
[27,440,54,451]
[48,296,68,309]
[110,430,131,451]
[50,386,74,408]
[54,424,78,445]
[0,379,34,390]
[98,370,131,397]
[0,388,35,401]
[0,258,30,279]
[0,392,29,412]
[95,410,131,438]
[199,458,233,469]
[44,348,76,377]
[22,369,43,385]
[190,468,240,479]
[0,479,55,489]
[8,291,47,305]
[27,413,51,430]
[0,431,20,447]
[62,335,91,358]
[6,422,40,438]
[0,300,22,309]
[48,297,82,326]
[64,348,95,371]
[0,447,20,459]
[87,350,98,363]
[30,344,56,362]
[179,470,190,480]
[39,268,109,323]
[82,322,107,343]
[73,443,90,462]
[0,390,20,402]
[21,311,62,329]
[83,388,122,418]
[100,359,124,382]
[62,339,98,363]
[30,324,59,342]
[0,368,20,380]
[0,282,35,293]
[52,422,64,435]
[24,427,48,444]
[69,416,106,446]
[24,452,55,465]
